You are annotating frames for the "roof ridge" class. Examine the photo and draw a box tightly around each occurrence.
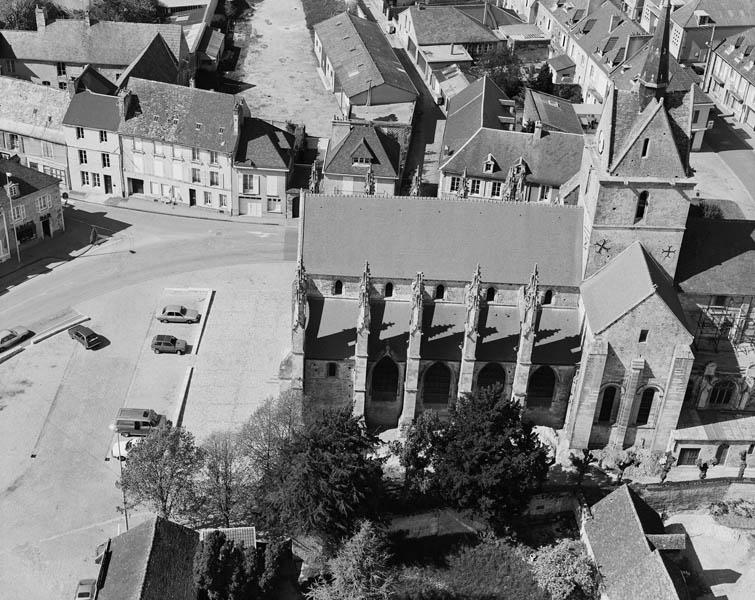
[608,97,663,171]
[136,517,159,600]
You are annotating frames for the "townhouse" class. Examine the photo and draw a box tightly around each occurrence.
[0,159,64,263]
[0,76,70,188]
[704,28,755,129]
[118,78,243,212]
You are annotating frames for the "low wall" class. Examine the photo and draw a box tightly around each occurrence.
[631,479,755,514]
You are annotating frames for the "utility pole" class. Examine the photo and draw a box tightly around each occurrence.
[117,450,129,531]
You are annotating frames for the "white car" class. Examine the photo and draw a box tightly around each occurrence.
[0,326,31,352]
[111,437,142,460]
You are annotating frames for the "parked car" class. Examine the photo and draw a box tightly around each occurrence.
[68,325,101,349]
[111,436,142,460]
[0,326,31,352]
[109,408,169,437]
[151,334,188,355]
[157,304,200,323]
[74,579,96,599]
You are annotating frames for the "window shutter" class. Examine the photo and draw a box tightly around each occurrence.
[266,174,278,196]
[252,174,260,195]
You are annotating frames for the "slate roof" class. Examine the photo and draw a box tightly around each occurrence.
[674,409,755,441]
[581,242,689,334]
[441,127,584,186]
[539,0,604,30]
[97,516,198,600]
[235,118,294,170]
[62,91,121,131]
[443,75,514,154]
[314,13,416,99]
[323,124,400,178]
[675,218,755,295]
[0,160,61,201]
[116,34,179,90]
[407,5,499,45]
[455,4,523,28]
[0,75,68,143]
[584,486,688,600]
[671,0,755,29]
[118,78,240,153]
[523,88,583,135]
[548,54,576,72]
[301,194,584,286]
[713,27,755,88]
[0,19,186,66]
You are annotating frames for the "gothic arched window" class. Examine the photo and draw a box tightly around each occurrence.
[486,287,496,302]
[384,282,393,298]
[477,363,506,393]
[435,284,445,300]
[543,290,553,305]
[333,280,343,295]
[422,362,451,405]
[528,366,556,407]
[597,386,618,422]
[710,380,736,406]
[371,357,399,401]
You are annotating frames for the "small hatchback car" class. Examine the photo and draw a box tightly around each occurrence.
[157,305,200,323]
[151,334,188,355]
[68,325,101,349]
[73,579,96,599]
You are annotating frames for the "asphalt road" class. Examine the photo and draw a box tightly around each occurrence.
[703,117,755,200]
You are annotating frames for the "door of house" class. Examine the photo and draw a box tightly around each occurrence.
[189,189,196,206]
[41,216,51,238]
[248,200,262,217]
[678,448,700,466]
[104,175,112,194]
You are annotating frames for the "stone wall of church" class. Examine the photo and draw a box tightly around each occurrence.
[304,359,354,413]
[524,365,575,429]
[416,359,460,418]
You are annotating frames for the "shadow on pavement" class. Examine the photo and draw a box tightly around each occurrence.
[0,205,132,296]
[705,118,754,152]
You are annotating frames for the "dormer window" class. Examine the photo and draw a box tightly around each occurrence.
[218,127,225,134]
[353,156,371,166]
[483,153,496,173]
[195,123,202,131]
[7,182,20,198]
[153,115,159,122]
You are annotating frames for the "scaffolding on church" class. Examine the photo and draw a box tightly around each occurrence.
[693,297,754,352]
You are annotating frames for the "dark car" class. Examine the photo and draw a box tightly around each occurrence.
[0,326,32,352]
[68,325,101,349]
[157,304,200,323]
[74,579,96,599]
[151,334,188,355]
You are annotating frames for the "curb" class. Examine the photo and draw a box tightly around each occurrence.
[0,345,25,365]
[68,197,286,227]
[194,289,215,355]
[173,366,194,428]
[32,314,90,345]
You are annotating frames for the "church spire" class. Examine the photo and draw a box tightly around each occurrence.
[639,0,671,109]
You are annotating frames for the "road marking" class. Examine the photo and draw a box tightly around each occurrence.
[247,231,272,238]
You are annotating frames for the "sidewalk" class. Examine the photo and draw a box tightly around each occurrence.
[66,192,292,226]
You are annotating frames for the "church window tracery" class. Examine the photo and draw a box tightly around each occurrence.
[334,280,343,295]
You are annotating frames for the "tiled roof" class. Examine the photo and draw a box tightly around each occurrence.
[62,90,121,131]
[0,19,186,66]
[713,27,755,88]
[235,118,294,170]
[0,160,60,202]
[441,127,584,186]
[455,4,523,28]
[539,0,604,30]
[301,193,584,286]
[116,34,179,90]
[523,88,583,135]
[584,486,687,600]
[671,0,755,29]
[548,54,576,72]
[675,218,755,295]
[0,75,68,143]
[323,124,400,178]
[443,75,514,154]
[407,5,499,45]
[314,13,416,99]
[97,516,198,600]
[580,242,689,334]
[198,28,224,60]
[118,78,240,153]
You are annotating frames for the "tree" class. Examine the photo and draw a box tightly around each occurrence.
[474,46,525,101]
[237,390,304,483]
[260,409,384,546]
[432,386,550,530]
[198,430,256,527]
[0,0,67,30]
[531,64,554,95]
[390,409,444,498]
[659,452,676,483]
[307,521,396,600]
[569,449,597,487]
[595,447,639,483]
[532,539,599,600]
[194,530,264,600]
[259,537,294,598]
[118,425,203,522]
[88,0,161,23]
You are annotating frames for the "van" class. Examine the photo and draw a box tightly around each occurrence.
[68,324,101,349]
[110,408,169,437]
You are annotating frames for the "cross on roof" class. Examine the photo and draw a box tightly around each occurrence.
[595,239,611,254]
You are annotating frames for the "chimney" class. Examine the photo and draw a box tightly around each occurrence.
[84,10,91,27]
[118,89,133,120]
[67,76,77,99]
[450,42,455,55]
[35,5,46,31]
[189,77,196,88]
[366,79,372,106]
[533,120,544,138]
[233,101,242,135]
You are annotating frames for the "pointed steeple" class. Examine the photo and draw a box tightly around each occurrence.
[638,0,671,109]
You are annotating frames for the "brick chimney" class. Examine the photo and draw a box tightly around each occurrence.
[35,5,46,31]
[233,101,242,136]
[118,89,133,120]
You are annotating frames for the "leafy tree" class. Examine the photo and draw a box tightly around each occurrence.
[118,425,203,522]
[198,430,256,527]
[237,390,304,483]
[474,46,525,101]
[259,537,294,598]
[595,447,639,483]
[530,64,554,95]
[88,0,161,23]
[390,409,444,498]
[194,530,264,600]
[0,0,67,30]
[569,449,597,487]
[261,409,384,546]
[307,521,396,600]
[555,83,584,103]
[432,386,549,530]
[532,539,599,600]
